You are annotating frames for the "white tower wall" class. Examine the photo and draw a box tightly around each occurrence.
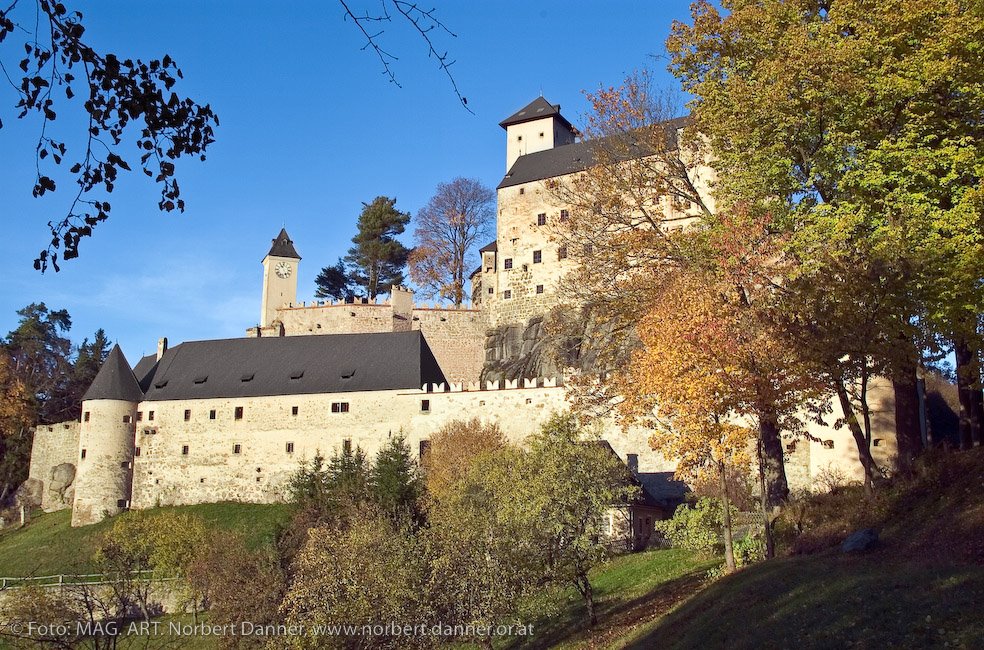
[72,399,137,527]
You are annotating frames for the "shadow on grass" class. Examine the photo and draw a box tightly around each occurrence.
[625,553,984,650]
[506,568,710,650]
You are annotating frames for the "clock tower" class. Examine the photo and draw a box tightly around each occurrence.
[260,228,301,328]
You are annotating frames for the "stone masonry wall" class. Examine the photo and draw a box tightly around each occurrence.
[28,420,80,511]
[126,381,677,511]
[246,299,487,384]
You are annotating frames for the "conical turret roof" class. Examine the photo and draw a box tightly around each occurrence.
[266,228,301,260]
[82,344,143,402]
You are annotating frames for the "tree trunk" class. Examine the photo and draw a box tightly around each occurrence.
[834,378,878,497]
[893,360,923,475]
[574,573,597,627]
[755,438,775,558]
[719,461,736,573]
[955,336,983,449]
[757,405,789,507]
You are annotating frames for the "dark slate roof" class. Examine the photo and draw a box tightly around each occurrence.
[133,354,159,393]
[497,116,692,189]
[83,345,144,402]
[499,97,572,131]
[469,265,482,279]
[637,472,689,508]
[478,240,498,253]
[138,331,446,401]
[266,228,301,260]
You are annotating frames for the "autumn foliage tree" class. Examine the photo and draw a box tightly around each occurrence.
[667,0,984,466]
[409,177,494,306]
[551,74,801,508]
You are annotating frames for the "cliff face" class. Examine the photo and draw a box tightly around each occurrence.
[480,309,636,383]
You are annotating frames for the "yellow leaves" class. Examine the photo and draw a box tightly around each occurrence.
[0,348,33,436]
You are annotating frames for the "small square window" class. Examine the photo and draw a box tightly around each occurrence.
[873,438,883,447]
[256,476,262,482]
[135,447,141,457]
[291,406,299,416]
[536,285,544,294]
[537,213,546,226]
[117,499,127,509]
[182,445,190,456]
[286,442,295,454]
[84,411,90,422]
[504,258,513,270]
[184,409,191,421]
[539,131,544,137]
[233,443,242,454]
[519,187,525,195]
[421,399,430,413]
[81,449,86,460]
[136,411,143,422]
[488,287,494,294]
[234,406,244,420]
[200,477,205,483]
[209,409,216,420]
[503,290,512,299]
[148,411,155,421]
[533,250,542,264]
[517,135,522,141]
[123,415,131,423]
[560,209,569,221]
[155,478,160,485]
[331,402,350,413]
[558,245,568,260]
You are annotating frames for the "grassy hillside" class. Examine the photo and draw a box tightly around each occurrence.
[0,502,293,578]
[622,552,984,649]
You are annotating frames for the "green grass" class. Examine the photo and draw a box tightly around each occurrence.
[0,502,293,578]
[620,553,984,649]
[509,548,719,649]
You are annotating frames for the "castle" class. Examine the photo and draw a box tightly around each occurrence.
[27,98,898,529]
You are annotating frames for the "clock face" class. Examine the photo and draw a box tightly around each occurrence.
[275,262,292,279]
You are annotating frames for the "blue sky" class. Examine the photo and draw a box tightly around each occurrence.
[0,1,693,363]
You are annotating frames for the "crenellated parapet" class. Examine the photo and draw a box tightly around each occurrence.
[419,376,562,393]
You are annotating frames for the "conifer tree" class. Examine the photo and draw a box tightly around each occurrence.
[344,196,411,300]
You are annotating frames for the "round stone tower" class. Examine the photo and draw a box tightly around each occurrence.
[72,344,142,527]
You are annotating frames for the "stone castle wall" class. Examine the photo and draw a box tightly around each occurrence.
[28,421,81,512]
[246,298,488,383]
[127,380,675,511]
[485,180,574,329]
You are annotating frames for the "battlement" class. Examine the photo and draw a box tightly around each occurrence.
[279,298,482,312]
[419,377,562,393]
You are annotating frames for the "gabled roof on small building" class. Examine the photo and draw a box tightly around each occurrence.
[83,344,144,402]
[479,240,498,253]
[499,97,572,130]
[266,227,301,260]
[138,330,446,401]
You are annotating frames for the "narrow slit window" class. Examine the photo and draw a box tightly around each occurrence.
[182,445,190,455]
[291,406,299,416]
[533,250,542,264]
[235,406,244,420]
[537,213,547,226]
[421,399,430,413]
[233,443,242,454]
[184,409,191,421]
[209,409,216,420]
[286,442,295,454]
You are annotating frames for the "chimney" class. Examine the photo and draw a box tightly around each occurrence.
[157,337,168,361]
[627,453,639,475]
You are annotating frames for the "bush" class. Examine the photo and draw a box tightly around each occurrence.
[733,534,765,568]
[655,497,734,557]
